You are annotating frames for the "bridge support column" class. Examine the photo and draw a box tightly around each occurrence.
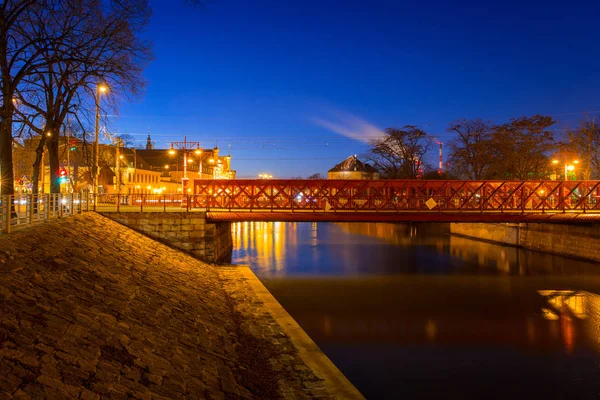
[101,212,233,263]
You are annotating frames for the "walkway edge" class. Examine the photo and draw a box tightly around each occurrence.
[235,266,365,400]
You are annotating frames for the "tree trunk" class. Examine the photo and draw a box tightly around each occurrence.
[31,136,46,214]
[31,136,46,195]
[0,103,14,196]
[47,132,60,193]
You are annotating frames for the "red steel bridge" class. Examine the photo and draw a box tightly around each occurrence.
[92,180,600,223]
[191,179,600,223]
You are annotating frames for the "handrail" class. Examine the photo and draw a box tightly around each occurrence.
[1,193,88,233]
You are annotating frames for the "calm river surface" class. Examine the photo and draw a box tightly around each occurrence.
[231,222,600,399]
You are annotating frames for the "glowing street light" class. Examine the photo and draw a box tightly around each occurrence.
[552,159,579,181]
[93,83,108,194]
[168,136,202,193]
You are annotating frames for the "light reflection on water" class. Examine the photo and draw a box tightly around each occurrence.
[231,222,600,399]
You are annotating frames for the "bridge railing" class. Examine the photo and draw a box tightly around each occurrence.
[191,179,600,213]
[5,179,599,232]
[92,193,192,212]
[0,193,89,233]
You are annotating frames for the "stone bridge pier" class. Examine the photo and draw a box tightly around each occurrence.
[101,212,233,263]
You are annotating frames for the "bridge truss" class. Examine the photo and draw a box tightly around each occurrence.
[192,179,600,213]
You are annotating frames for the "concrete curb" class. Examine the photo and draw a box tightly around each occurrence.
[235,266,365,400]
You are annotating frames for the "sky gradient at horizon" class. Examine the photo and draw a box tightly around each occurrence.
[111,0,600,178]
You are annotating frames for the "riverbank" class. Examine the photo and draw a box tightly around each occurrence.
[0,213,358,399]
[450,222,600,262]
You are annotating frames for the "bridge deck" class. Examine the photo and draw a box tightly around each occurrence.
[206,211,600,223]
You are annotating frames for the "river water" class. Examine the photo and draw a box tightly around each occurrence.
[231,222,600,399]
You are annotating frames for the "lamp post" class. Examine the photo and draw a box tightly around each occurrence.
[552,159,579,181]
[93,84,108,194]
[118,151,137,195]
[168,136,202,194]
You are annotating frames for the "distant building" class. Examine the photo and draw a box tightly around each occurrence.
[12,135,236,194]
[145,134,153,150]
[328,155,379,180]
[113,139,235,195]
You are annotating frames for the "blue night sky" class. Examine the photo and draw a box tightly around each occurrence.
[111,0,600,178]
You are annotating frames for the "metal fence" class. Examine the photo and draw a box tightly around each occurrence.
[1,193,91,233]
[93,194,195,212]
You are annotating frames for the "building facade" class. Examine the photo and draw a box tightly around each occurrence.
[12,135,236,194]
[328,155,380,180]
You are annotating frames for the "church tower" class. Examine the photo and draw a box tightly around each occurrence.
[146,134,153,150]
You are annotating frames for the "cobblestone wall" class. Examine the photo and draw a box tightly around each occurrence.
[102,212,232,263]
[0,213,336,399]
[451,222,600,261]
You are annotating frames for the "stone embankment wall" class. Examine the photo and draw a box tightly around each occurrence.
[451,222,600,261]
[0,213,340,399]
[519,223,600,261]
[448,223,520,246]
[102,212,232,263]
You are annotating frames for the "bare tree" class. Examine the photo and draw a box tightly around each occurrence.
[14,0,151,193]
[0,1,52,195]
[567,117,600,179]
[489,115,555,180]
[365,126,432,179]
[447,119,494,179]
[116,133,136,148]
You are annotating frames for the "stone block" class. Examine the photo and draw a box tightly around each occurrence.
[192,250,205,258]
[79,388,100,400]
[189,231,205,239]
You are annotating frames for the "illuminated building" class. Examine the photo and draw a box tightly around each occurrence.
[327,155,379,180]
[11,135,236,194]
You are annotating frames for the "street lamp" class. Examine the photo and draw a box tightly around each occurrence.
[552,159,579,181]
[168,136,202,194]
[93,83,108,194]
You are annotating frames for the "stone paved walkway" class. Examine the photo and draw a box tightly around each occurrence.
[0,213,332,399]
[217,268,333,400]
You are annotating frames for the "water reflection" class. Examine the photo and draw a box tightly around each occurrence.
[539,290,588,320]
[233,221,296,273]
[232,222,600,399]
[538,290,600,355]
[233,222,600,277]
[260,279,595,350]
